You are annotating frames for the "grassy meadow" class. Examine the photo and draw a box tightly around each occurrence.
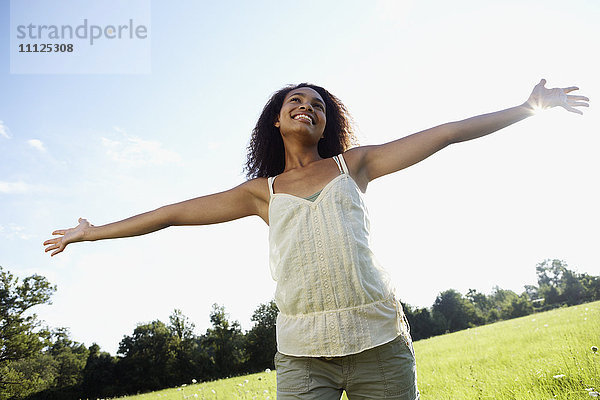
[116,301,599,400]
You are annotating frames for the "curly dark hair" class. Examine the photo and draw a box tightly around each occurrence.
[245,83,357,179]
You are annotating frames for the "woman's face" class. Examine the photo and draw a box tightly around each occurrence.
[275,87,327,144]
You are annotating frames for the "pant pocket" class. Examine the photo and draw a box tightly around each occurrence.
[375,337,418,398]
[274,351,311,393]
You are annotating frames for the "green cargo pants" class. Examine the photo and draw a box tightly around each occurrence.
[274,335,419,400]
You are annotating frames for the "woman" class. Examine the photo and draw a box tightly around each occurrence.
[44,79,588,399]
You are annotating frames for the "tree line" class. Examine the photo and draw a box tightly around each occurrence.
[1,259,598,399]
[403,259,600,340]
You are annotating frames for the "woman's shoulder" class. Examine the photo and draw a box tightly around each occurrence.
[341,146,372,192]
[240,176,270,201]
[228,177,270,223]
[342,144,373,159]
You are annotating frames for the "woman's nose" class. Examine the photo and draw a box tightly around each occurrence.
[299,103,313,112]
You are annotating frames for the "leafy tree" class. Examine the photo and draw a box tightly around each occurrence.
[523,284,546,311]
[561,268,586,305]
[169,309,196,341]
[205,304,246,377]
[507,294,534,318]
[23,329,89,400]
[489,287,520,320]
[81,343,118,399]
[169,335,210,384]
[466,289,493,323]
[580,273,600,303]
[46,328,88,388]
[536,259,567,288]
[534,259,599,307]
[431,289,478,333]
[0,266,55,396]
[166,309,209,385]
[0,353,57,400]
[244,300,278,371]
[192,335,221,381]
[117,320,178,393]
[538,284,561,307]
[408,306,437,340]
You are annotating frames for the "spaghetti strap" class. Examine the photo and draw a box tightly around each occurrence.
[268,176,275,196]
[337,153,350,175]
[333,156,344,175]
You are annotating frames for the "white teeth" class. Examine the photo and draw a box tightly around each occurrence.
[294,114,313,124]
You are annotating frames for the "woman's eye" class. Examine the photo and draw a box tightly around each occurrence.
[314,104,324,110]
[290,97,300,102]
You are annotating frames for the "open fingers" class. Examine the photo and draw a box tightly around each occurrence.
[43,236,65,256]
[43,230,65,247]
[44,238,59,246]
[44,240,60,251]
[566,93,589,112]
[563,86,579,94]
[567,95,590,102]
[569,101,589,108]
[43,236,61,246]
[562,104,584,115]
[45,242,64,256]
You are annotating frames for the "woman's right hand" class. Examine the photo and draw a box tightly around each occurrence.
[43,217,92,256]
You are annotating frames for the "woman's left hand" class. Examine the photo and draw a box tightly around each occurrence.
[525,79,589,115]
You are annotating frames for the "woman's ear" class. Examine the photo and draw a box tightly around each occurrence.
[274,118,280,128]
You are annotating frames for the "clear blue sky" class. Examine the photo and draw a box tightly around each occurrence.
[1,0,598,355]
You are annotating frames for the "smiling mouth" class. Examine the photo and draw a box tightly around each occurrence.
[293,114,314,124]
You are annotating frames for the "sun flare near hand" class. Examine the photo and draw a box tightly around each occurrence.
[528,100,543,115]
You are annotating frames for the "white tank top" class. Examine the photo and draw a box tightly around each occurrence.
[268,153,409,357]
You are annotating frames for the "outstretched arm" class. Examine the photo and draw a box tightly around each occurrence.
[43,178,269,256]
[347,79,589,188]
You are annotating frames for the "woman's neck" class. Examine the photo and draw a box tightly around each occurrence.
[282,146,322,171]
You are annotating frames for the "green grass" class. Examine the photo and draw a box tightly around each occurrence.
[416,301,599,399]
[110,371,277,400]
[116,301,599,400]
